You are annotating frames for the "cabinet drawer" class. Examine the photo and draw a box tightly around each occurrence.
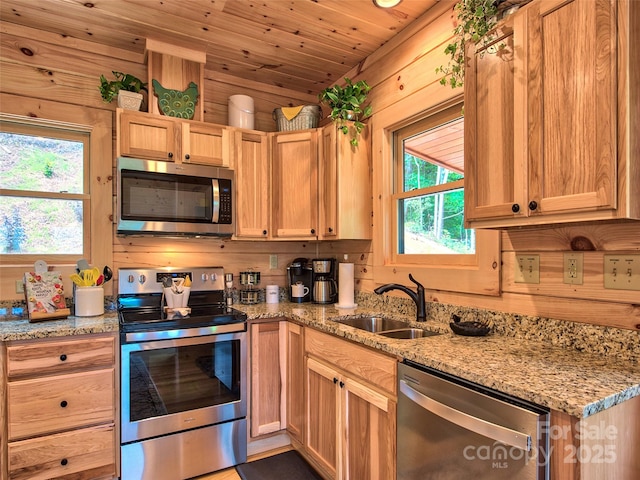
[6,335,115,378]
[305,329,397,396]
[8,424,115,480]
[8,369,114,440]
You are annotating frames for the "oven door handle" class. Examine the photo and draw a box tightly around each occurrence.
[399,379,531,451]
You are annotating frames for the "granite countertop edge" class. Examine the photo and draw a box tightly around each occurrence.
[2,304,639,419]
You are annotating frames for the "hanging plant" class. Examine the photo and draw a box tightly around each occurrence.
[435,0,502,89]
[318,77,373,147]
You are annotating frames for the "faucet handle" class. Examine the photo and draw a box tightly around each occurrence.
[408,273,424,291]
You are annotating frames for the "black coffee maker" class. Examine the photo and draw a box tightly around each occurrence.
[311,258,338,304]
[287,258,313,303]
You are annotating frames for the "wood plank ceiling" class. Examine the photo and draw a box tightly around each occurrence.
[0,0,439,95]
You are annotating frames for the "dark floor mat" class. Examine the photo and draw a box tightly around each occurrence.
[235,450,323,480]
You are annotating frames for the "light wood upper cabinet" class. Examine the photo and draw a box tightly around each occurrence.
[181,122,231,166]
[270,130,319,240]
[117,109,231,166]
[118,109,179,161]
[465,0,640,228]
[304,329,396,480]
[234,130,270,239]
[319,123,372,240]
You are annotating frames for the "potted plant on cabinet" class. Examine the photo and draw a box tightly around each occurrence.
[99,71,148,110]
[318,77,372,147]
[436,0,526,89]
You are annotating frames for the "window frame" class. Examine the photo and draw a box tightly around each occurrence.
[392,105,475,264]
[372,93,501,296]
[0,119,91,263]
[0,94,113,301]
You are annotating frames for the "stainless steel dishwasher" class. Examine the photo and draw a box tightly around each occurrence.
[398,361,549,479]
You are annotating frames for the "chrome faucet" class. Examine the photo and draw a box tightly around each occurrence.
[374,274,427,322]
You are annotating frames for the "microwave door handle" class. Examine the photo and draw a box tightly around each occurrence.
[212,179,220,223]
[399,380,531,451]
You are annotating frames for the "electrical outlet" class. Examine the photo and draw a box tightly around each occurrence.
[269,254,278,270]
[514,254,540,284]
[563,252,584,285]
[15,280,24,294]
[603,254,640,290]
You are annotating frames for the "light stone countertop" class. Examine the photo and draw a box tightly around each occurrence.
[1,302,638,419]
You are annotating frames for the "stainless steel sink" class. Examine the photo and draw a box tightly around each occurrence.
[335,316,441,339]
[336,316,409,332]
[378,328,441,339]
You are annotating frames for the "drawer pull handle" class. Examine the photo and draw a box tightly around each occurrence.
[60,400,68,408]
[60,354,67,361]
[61,458,68,466]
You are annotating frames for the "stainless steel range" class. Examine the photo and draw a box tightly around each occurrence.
[118,267,248,480]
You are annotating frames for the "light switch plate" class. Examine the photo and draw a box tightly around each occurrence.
[515,254,540,284]
[269,254,278,270]
[603,254,640,290]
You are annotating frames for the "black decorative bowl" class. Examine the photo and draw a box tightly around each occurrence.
[449,314,491,336]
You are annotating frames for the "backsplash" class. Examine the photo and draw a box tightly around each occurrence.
[357,291,640,363]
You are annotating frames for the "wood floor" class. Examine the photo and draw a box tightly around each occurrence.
[194,446,293,480]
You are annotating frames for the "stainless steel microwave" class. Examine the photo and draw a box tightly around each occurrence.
[117,157,234,237]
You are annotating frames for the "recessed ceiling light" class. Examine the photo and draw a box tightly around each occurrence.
[373,0,402,8]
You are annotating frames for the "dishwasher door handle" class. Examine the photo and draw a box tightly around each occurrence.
[400,379,531,451]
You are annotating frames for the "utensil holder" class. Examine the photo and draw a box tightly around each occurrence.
[164,287,191,308]
[74,286,104,317]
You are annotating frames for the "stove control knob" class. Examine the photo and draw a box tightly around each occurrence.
[201,273,209,282]
[128,274,134,283]
[139,274,146,285]
[211,273,217,282]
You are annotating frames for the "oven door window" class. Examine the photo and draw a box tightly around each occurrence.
[128,339,241,422]
[120,170,213,223]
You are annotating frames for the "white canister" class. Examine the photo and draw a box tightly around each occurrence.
[74,286,104,317]
[228,95,255,129]
[266,285,279,304]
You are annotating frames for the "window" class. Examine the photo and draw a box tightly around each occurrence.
[393,107,475,258]
[0,120,90,261]
[373,96,500,296]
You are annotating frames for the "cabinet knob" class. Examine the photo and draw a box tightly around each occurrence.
[328,227,333,233]
[59,354,67,361]
[333,377,338,384]
[511,204,520,213]
[262,230,267,235]
[60,400,68,408]
[168,152,174,159]
[184,154,190,160]
[528,200,538,211]
[339,381,345,388]
[61,458,68,466]
[311,229,316,235]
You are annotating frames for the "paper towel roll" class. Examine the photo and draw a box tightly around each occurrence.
[338,263,355,307]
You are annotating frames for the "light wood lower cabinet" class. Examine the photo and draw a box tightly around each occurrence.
[1,333,117,480]
[250,320,287,437]
[305,329,397,480]
[286,322,305,445]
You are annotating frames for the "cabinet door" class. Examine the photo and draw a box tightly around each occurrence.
[270,131,318,239]
[527,0,616,217]
[319,123,372,240]
[464,12,528,222]
[7,369,114,440]
[250,321,286,437]
[182,122,231,166]
[305,357,339,478]
[8,424,115,480]
[235,130,270,238]
[286,322,305,445]
[342,377,396,480]
[118,110,179,161]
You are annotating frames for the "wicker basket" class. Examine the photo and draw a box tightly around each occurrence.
[273,105,322,131]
